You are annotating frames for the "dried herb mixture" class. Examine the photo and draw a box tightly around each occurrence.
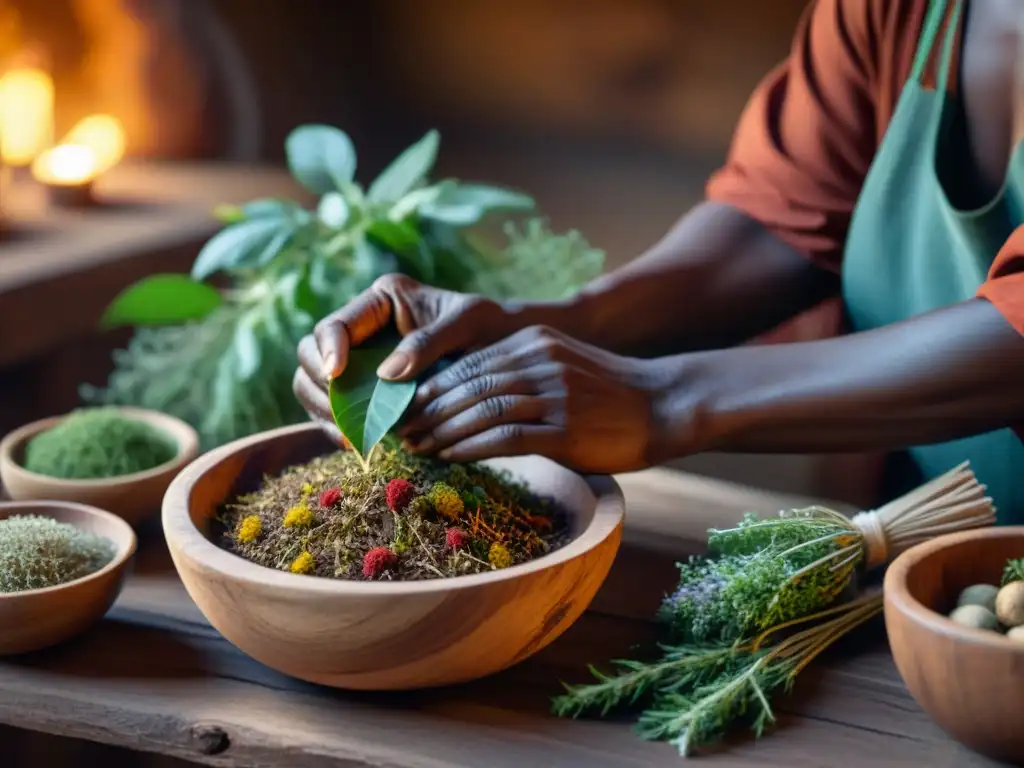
[220,444,569,581]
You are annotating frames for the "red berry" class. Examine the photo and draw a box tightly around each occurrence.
[385,478,415,512]
[446,527,468,551]
[318,487,343,508]
[362,546,398,579]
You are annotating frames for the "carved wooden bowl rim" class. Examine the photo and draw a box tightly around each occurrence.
[885,525,1024,650]
[163,422,625,596]
[0,406,200,489]
[0,499,137,600]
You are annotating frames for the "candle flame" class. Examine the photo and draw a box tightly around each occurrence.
[0,67,54,166]
[61,114,126,174]
[31,144,99,186]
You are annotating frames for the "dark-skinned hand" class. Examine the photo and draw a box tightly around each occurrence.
[293,274,520,445]
[397,324,666,474]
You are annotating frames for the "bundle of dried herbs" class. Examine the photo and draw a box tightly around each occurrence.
[553,462,997,757]
[220,443,568,581]
[555,591,884,757]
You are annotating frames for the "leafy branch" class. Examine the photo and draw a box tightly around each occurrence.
[84,125,605,449]
[554,591,884,757]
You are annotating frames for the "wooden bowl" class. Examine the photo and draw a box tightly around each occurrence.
[0,406,200,527]
[163,422,624,690]
[0,500,136,655]
[884,526,1024,763]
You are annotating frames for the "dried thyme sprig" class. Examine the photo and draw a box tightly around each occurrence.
[659,509,863,643]
[553,591,884,757]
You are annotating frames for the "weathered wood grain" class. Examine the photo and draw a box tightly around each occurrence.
[0,468,1008,766]
[0,162,308,368]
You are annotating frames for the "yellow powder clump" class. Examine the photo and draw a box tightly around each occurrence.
[290,551,315,574]
[237,515,262,543]
[430,482,464,522]
[488,542,512,569]
[283,504,315,528]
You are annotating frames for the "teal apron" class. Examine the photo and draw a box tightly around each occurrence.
[842,0,1024,523]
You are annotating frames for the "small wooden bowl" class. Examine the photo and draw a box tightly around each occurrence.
[0,407,200,527]
[884,526,1024,763]
[0,500,136,655]
[163,422,624,690]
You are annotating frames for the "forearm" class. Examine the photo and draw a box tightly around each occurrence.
[507,202,839,357]
[652,298,1024,458]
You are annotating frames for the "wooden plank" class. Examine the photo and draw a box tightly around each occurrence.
[0,469,1001,766]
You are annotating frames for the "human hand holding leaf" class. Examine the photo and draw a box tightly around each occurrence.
[327,331,417,470]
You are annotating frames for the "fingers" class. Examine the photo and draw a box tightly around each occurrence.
[377,296,498,382]
[292,367,333,423]
[313,288,392,381]
[412,337,522,409]
[297,334,324,388]
[292,368,347,447]
[406,394,552,454]
[436,424,563,463]
[401,365,561,437]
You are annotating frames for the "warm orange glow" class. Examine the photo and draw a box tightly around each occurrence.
[0,67,54,166]
[30,144,100,186]
[61,114,126,173]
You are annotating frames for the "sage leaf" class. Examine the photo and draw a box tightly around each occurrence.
[286,124,357,194]
[367,129,440,204]
[192,218,291,280]
[366,218,422,255]
[232,313,261,381]
[101,274,222,328]
[420,183,535,227]
[317,191,350,228]
[327,331,416,463]
[362,378,417,458]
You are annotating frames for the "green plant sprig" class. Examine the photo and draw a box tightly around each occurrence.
[553,591,884,757]
[86,125,605,450]
[1003,557,1024,585]
[658,509,864,644]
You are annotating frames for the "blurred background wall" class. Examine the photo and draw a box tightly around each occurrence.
[0,0,879,504]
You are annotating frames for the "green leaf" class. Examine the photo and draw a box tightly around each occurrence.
[367,130,440,204]
[389,183,445,221]
[317,192,350,228]
[101,274,222,328]
[366,219,434,281]
[232,313,261,381]
[420,183,535,226]
[362,379,416,458]
[366,219,422,254]
[285,124,357,194]
[327,331,416,463]
[192,218,292,280]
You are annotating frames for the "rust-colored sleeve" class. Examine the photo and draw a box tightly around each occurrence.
[978,228,1024,336]
[706,0,915,271]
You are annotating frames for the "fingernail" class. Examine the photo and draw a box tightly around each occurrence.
[321,353,337,381]
[415,436,436,453]
[377,352,410,380]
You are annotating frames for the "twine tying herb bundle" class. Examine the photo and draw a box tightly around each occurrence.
[553,462,996,757]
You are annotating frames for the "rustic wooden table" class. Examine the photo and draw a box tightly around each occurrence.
[0,469,1006,767]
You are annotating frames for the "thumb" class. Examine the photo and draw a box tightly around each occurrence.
[376,303,484,382]
[313,289,392,381]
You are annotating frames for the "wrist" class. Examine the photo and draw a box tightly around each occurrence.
[633,353,724,465]
[500,290,599,342]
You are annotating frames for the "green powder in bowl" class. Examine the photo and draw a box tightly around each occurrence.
[23,407,179,480]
